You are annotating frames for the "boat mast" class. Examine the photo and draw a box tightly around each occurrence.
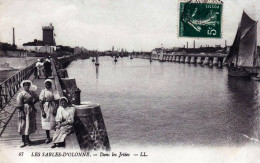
[235,41,239,67]
[252,21,258,68]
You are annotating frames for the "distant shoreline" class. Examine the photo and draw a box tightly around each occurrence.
[0,68,19,72]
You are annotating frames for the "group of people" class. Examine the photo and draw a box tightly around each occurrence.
[34,57,52,79]
[17,79,75,148]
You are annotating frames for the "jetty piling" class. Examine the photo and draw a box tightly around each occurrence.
[203,57,209,65]
[190,56,195,64]
[197,57,202,64]
[176,56,180,62]
[213,57,218,66]
[185,56,190,63]
[180,56,184,63]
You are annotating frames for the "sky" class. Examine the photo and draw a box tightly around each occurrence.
[0,0,259,51]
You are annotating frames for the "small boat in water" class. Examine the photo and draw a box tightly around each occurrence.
[225,11,259,78]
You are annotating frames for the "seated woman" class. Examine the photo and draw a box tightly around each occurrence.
[51,97,75,148]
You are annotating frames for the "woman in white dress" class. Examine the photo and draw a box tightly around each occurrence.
[35,59,44,79]
[39,79,60,143]
[16,80,39,147]
[51,97,75,148]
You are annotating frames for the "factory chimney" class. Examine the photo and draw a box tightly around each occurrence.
[13,28,15,46]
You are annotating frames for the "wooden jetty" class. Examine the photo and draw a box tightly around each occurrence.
[0,57,110,151]
[0,77,56,149]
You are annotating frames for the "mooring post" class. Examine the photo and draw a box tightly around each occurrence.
[74,88,81,105]
[74,103,111,151]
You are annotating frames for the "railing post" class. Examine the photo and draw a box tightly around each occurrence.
[4,83,7,105]
[0,85,2,109]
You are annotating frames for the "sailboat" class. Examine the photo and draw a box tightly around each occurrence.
[225,11,258,78]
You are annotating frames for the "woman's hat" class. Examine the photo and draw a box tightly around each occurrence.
[44,79,53,85]
[20,80,37,91]
[59,96,68,103]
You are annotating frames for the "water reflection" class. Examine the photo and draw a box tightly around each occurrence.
[227,77,260,144]
[95,64,99,80]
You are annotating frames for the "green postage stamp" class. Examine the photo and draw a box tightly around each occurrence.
[179,0,223,38]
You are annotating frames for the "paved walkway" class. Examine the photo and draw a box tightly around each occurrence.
[0,75,57,149]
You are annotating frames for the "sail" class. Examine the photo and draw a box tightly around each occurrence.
[237,12,258,67]
[225,30,240,64]
[225,11,258,67]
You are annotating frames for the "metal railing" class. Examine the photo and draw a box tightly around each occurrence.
[0,62,36,136]
[0,62,36,109]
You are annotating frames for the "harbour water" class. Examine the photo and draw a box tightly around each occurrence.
[0,70,19,83]
[67,57,260,147]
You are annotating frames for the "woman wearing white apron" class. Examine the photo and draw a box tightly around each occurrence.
[17,80,39,147]
[35,59,44,79]
[39,79,60,143]
[51,97,75,148]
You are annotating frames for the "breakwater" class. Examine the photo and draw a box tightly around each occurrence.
[159,53,227,66]
[135,52,228,67]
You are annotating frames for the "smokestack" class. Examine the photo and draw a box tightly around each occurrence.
[225,40,227,47]
[186,42,188,49]
[13,28,15,46]
[193,40,195,48]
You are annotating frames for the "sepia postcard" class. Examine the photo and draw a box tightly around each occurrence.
[0,0,260,162]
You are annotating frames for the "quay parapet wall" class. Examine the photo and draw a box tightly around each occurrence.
[54,58,111,151]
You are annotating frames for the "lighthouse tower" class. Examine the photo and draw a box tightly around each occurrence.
[42,23,55,46]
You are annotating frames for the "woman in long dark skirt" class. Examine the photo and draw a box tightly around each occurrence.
[44,58,52,79]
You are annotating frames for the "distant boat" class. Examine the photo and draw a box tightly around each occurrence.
[95,53,99,66]
[225,11,259,78]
